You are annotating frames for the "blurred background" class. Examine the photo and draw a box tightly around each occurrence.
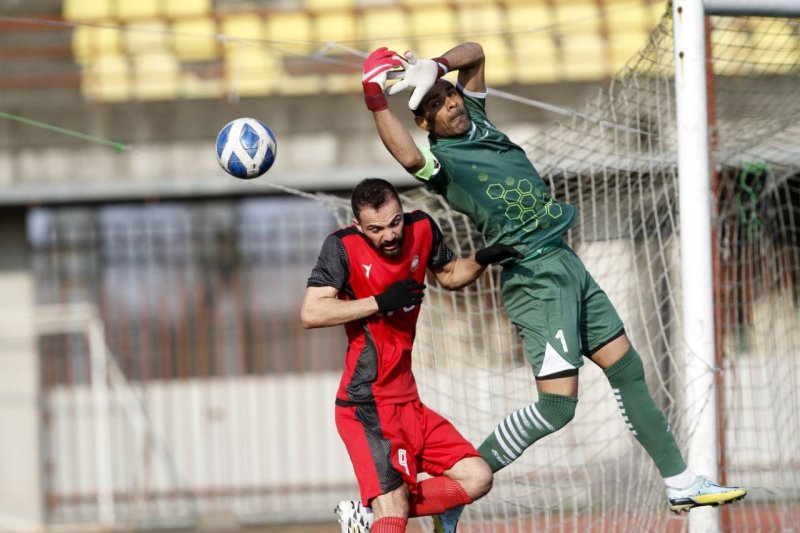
[2,1,798,532]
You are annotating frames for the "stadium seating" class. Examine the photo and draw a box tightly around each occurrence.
[511,34,560,83]
[163,0,211,18]
[304,0,354,10]
[561,33,609,80]
[265,11,315,56]
[313,11,357,45]
[457,4,505,36]
[116,0,162,20]
[172,17,219,62]
[72,25,122,64]
[360,7,412,55]
[63,0,112,21]
[132,51,181,100]
[122,20,170,55]
[82,54,131,102]
[64,0,658,101]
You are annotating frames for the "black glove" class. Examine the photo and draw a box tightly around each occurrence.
[475,243,523,266]
[375,278,426,313]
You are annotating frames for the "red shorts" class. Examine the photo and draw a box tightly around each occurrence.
[335,398,479,506]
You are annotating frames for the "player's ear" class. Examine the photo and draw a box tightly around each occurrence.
[414,115,430,131]
[353,217,364,233]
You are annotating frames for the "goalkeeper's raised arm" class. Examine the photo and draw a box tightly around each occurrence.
[361,42,486,175]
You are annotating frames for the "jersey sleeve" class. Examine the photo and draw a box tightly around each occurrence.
[306,234,349,290]
[425,213,456,268]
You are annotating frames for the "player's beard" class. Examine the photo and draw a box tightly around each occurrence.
[379,235,403,256]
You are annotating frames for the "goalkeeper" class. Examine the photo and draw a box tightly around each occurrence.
[359,42,746,530]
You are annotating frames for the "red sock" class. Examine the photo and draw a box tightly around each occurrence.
[408,476,473,517]
[371,516,407,532]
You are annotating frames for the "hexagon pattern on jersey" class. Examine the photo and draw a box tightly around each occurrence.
[484,177,563,231]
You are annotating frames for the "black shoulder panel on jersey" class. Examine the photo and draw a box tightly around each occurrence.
[333,226,360,239]
[406,210,428,224]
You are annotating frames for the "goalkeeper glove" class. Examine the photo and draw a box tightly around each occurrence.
[474,243,523,266]
[375,278,426,313]
[386,51,450,110]
[362,47,402,112]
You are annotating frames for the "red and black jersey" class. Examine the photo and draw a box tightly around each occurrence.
[307,211,455,404]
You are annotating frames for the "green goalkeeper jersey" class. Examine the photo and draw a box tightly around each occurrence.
[415,88,578,259]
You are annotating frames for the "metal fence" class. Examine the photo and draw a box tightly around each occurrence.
[30,195,358,527]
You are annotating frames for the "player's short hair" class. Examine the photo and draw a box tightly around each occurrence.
[412,79,455,117]
[351,178,402,219]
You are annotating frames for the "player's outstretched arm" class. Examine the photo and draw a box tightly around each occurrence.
[300,279,425,328]
[300,285,379,328]
[361,47,426,173]
[432,244,522,290]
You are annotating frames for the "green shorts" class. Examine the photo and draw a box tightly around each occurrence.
[500,242,624,379]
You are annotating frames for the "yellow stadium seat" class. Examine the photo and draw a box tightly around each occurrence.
[561,33,609,81]
[82,55,131,102]
[408,5,457,38]
[265,11,315,55]
[511,34,559,84]
[132,51,181,100]
[72,25,122,64]
[63,0,112,21]
[224,47,280,96]
[608,30,648,70]
[505,4,554,34]
[220,13,265,42]
[360,8,411,51]
[116,0,161,20]
[401,0,441,5]
[604,2,651,34]
[305,0,354,10]
[482,36,513,86]
[411,37,459,64]
[123,20,170,55]
[457,4,505,36]
[501,0,549,4]
[551,2,602,34]
[181,71,224,99]
[645,1,669,29]
[314,11,357,45]
[172,17,219,62]
[164,0,210,18]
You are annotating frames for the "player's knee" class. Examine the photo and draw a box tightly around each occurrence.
[455,456,493,501]
[603,346,645,387]
[538,393,578,432]
[469,459,493,500]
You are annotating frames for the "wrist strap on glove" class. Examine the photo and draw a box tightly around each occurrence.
[363,82,389,112]
[433,56,450,77]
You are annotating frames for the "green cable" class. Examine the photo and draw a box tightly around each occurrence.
[0,111,132,153]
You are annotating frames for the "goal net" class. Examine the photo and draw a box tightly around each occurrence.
[319,6,800,532]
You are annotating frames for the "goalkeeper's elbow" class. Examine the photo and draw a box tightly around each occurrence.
[400,153,426,175]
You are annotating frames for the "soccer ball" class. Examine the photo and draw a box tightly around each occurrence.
[215,118,277,179]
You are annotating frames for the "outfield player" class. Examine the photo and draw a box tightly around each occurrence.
[301,178,521,533]
[357,42,746,531]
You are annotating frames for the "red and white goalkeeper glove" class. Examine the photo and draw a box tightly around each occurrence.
[362,47,402,112]
[386,50,450,110]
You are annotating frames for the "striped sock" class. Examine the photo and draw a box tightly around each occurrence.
[478,393,577,472]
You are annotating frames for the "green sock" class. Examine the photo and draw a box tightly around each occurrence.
[478,393,577,472]
[604,347,687,477]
